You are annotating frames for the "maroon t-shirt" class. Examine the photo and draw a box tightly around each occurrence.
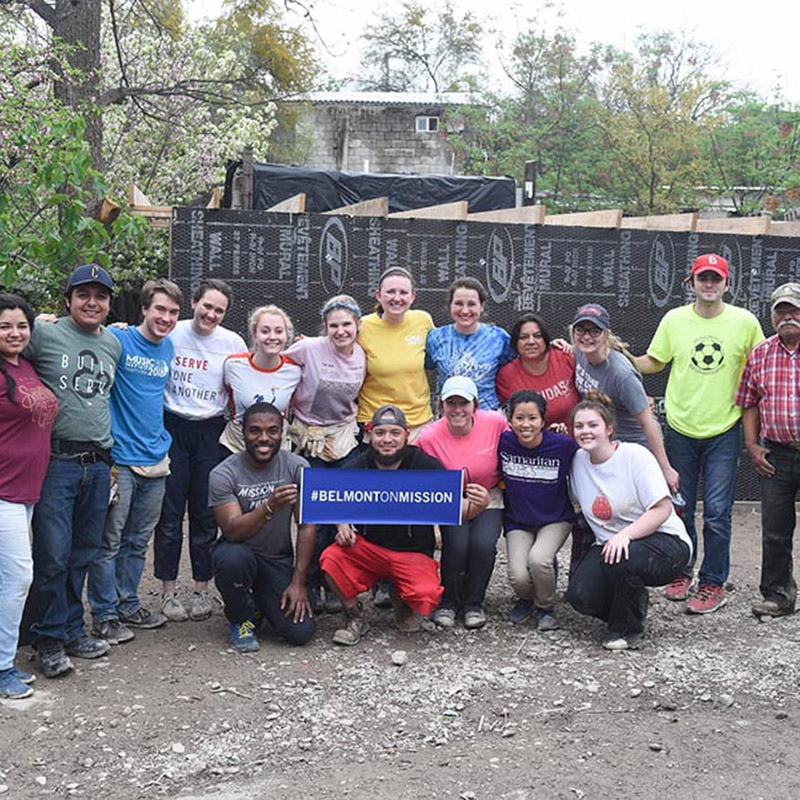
[496,348,580,428]
[0,357,59,503]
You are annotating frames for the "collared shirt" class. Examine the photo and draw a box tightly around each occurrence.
[736,334,800,443]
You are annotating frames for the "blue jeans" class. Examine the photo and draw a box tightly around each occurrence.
[439,509,503,608]
[88,467,166,621]
[212,541,316,646]
[665,422,741,587]
[0,500,33,670]
[31,458,111,643]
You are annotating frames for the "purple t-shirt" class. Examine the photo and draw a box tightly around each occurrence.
[284,336,366,426]
[499,429,578,532]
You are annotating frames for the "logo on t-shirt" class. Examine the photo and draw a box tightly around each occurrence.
[689,337,725,374]
[591,492,613,521]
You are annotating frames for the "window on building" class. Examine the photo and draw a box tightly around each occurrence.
[415,115,439,133]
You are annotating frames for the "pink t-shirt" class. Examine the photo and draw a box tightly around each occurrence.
[496,348,579,427]
[416,409,507,489]
[284,336,366,426]
[0,357,59,503]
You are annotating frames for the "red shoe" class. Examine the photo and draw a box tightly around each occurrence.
[665,575,692,601]
[687,585,727,614]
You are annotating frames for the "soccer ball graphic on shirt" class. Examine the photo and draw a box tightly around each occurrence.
[690,337,725,373]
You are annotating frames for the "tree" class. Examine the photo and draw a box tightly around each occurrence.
[359,0,483,92]
[704,94,800,216]
[596,31,728,214]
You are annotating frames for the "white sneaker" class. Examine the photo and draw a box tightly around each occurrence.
[189,590,213,621]
[161,592,188,622]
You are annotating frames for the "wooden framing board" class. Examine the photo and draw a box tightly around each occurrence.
[696,216,771,235]
[621,212,698,232]
[266,194,306,213]
[388,201,468,220]
[768,221,800,237]
[324,197,389,217]
[467,205,546,224]
[128,184,172,229]
[544,209,623,228]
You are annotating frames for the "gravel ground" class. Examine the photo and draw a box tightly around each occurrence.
[3,505,800,800]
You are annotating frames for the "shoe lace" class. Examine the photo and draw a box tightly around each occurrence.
[237,620,255,638]
[696,585,719,600]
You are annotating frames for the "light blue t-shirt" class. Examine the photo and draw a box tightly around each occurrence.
[425,323,514,410]
[109,327,173,465]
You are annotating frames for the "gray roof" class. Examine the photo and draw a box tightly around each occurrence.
[294,91,474,106]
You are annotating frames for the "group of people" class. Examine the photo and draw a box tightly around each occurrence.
[2,253,798,701]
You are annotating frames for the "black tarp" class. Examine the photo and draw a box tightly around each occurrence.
[223,160,516,214]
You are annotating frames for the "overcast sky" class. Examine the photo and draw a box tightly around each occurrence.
[188,0,799,103]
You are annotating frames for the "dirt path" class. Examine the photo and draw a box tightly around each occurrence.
[3,506,799,799]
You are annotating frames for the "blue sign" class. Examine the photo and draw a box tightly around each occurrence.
[299,468,463,525]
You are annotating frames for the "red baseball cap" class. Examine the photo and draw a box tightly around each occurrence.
[687,253,729,280]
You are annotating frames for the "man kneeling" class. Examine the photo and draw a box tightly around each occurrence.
[321,405,445,645]
[209,402,315,651]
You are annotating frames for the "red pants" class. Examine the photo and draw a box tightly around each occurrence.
[320,535,443,617]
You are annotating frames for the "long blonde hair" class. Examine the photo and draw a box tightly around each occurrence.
[248,305,295,349]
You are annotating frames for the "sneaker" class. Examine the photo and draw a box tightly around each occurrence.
[432,606,456,628]
[323,588,344,614]
[119,607,168,629]
[37,638,74,678]
[464,605,487,630]
[332,604,370,646]
[536,608,560,631]
[228,620,259,653]
[189,590,213,621]
[373,581,392,609]
[602,631,643,651]
[686,584,727,614]
[509,598,534,625]
[0,668,34,700]
[161,592,188,622]
[752,598,794,618]
[64,634,110,660]
[91,619,135,645]
[665,575,692,601]
[10,667,35,685]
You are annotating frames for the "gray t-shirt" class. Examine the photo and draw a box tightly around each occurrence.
[574,349,649,447]
[27,317,121,449]
[208,449,308,559]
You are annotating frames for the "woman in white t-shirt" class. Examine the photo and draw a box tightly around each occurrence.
[285,295,366,468]
[566,392,691,651]
[219,305,301,453]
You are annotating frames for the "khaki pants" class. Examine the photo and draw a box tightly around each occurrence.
[506,522,571,610]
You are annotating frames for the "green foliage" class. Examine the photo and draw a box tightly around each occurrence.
[0,38,148,304]
[360,0,483,92]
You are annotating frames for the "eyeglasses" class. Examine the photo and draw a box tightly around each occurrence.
[573,326,603,339]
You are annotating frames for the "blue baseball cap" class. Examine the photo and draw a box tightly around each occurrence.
[64,263,114,295]
[571,303,611,330]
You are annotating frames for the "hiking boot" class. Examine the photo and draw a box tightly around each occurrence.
[91,619,135,645]
[189,590,213,621]
[464,605,487,630]
[0,668,34,699]
[332,603,370,646]
[161,592,188,622]
[65,634,110,660]
[37,638,74,678]
[536,608,560,631]
[665,575,692,601]
[602,631,643,651]
[752,598,794,618]
[119,607,167,629]
[323,588,344,614]
[10,667,35,685]
[389,585,427,632]
[373,581,392,609]
[229,620,259,652]
[686,584,727,614]
[432,606,456,628]
[509,598,534,625]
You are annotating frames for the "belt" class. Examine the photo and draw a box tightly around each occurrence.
[51,439,112,466]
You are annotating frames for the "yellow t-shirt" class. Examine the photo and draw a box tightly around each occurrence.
[647,303,764,439]
[357,309,434,427]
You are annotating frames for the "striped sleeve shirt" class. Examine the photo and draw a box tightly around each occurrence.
[735,334,800,443]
